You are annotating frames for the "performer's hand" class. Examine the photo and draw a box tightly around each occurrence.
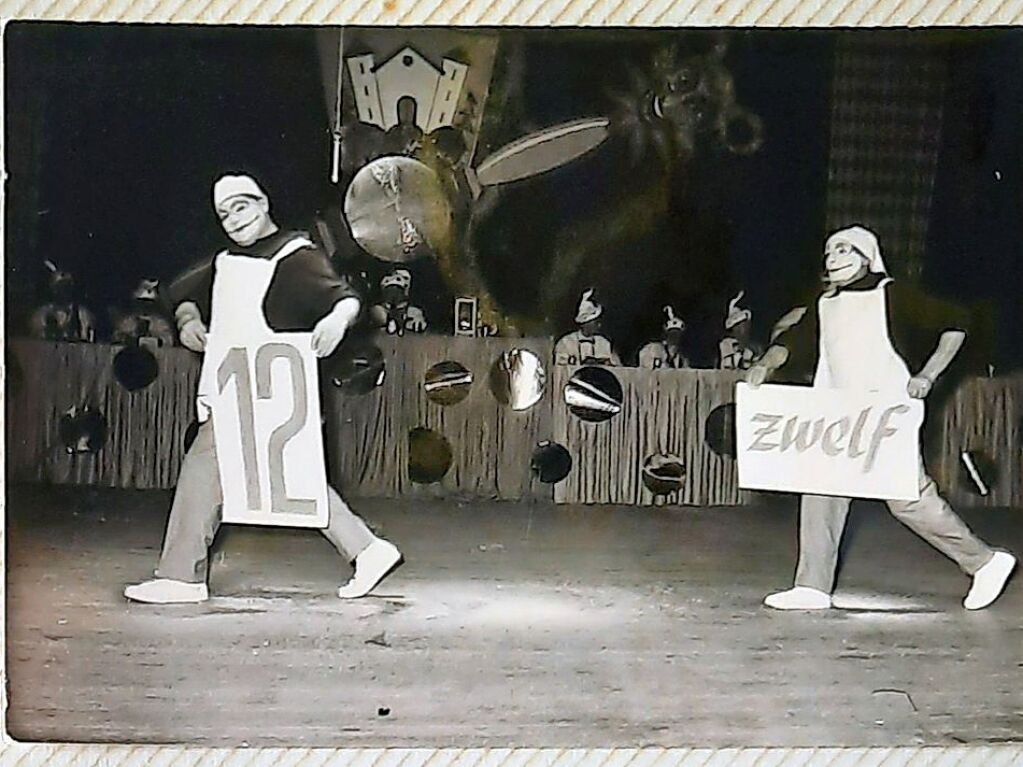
[407,316,427,333]
[745,364,769,387]
[907,375,933,399]
[312,298,359,358]
[179,318,208,353]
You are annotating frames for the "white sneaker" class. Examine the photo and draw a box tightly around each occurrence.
[124,578,209,604]
[964,552,1016,610]
[764,586,832,610]
[338,539,403,599]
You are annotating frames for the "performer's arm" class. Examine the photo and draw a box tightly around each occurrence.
[164,257,214,323]
[746,344,789,386]
[269,247,361,329]
[908,329,965,398]
[745,301,816,386]
[311,296,361,358]
[263,244,364,357]
[920,329,966,381]
[175,301,208,353]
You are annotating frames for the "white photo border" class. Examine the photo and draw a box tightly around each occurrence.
[2,2,1022,764]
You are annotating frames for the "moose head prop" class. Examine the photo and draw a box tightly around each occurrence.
[321,30,762,335]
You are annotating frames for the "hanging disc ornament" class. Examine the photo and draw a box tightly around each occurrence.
[563,366,624,422]
[424,360,473,406]
[642,453,686,495]
[58,405,108,455]
[344,155,452,263]
[113,346,159,391]
[704,403,737,458]
[531,441,573,484]
[408,428,453,484]
[489,349,546,411]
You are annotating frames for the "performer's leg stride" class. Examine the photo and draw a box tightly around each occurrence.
[125,422,403,604]
[763,477,1016,611]
[764,494,850,610]
[886,464,1014,609]
[326,488,404,599]
[124,420,220,604]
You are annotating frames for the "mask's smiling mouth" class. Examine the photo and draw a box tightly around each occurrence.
[228,216,260,237]
[825,258,864,284]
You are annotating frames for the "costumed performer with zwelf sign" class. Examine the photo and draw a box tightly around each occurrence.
[746,225,1015,611]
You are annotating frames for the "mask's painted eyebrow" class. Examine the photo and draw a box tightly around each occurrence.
[825,241,864,259]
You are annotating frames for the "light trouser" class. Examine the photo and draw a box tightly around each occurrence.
[156,421,377,584]
[794,460,995,593]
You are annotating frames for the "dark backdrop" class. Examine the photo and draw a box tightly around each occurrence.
[926,30,1023,371]
[5,24,1021,369]
[5,24,333,335]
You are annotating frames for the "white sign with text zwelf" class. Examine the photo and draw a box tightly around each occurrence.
[735,382,924,501]
[205,332,329,528]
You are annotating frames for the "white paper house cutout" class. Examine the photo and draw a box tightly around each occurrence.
[348,47,468,133]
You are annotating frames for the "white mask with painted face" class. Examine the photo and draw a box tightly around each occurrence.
[217,195,274,247]
[824,238,869,287]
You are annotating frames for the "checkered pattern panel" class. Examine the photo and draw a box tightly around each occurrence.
[826,33,948,278]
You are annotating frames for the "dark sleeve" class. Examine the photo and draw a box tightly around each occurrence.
[769,301,819,385]
[264,246,363,332]
[886,283,976,376]
[163,256,215,323]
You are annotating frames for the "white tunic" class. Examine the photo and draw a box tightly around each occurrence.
[814,280,911,392]
[195,236,312,421]
[194,234,330,527]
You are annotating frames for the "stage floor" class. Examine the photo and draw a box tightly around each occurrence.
[5,484,1022,747]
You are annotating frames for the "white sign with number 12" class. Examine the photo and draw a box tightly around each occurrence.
[205,332,329,528]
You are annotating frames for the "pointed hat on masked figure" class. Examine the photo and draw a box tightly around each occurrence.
[663,305,686,331]
[575,288,603,324]
[724,291,752,330]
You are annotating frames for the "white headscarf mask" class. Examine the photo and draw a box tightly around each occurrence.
[825,225,888,277]
[213,174,268,209]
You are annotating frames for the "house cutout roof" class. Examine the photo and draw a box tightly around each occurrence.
[371,46,448,74]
